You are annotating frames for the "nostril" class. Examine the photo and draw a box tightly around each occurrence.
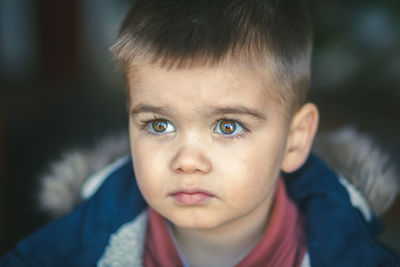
[176,167,185,174]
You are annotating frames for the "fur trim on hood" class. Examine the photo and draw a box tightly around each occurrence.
[37,132,130,218]
[313,127,399,217]
[37,127,399,219]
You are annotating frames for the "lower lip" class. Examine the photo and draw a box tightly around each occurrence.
[172,192,213,205]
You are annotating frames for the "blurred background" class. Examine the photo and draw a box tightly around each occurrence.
[0,0,399,256]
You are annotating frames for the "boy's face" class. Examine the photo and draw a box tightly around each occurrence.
[128,64,292,230]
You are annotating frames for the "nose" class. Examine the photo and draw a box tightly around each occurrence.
[170,136,212,175]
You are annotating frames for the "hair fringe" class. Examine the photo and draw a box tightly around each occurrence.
[111,0,313,114]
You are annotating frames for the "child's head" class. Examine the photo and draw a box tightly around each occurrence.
[112,0,318,232]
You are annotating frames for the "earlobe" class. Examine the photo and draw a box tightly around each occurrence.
[281,103,319,173]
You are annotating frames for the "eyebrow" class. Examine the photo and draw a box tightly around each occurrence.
[130,104,266,120]
[211,106,266,120]
[130,104,170,116]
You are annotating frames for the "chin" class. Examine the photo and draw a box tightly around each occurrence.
[168,213,221,230]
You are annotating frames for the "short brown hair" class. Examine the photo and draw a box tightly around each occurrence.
[111,0,313,116]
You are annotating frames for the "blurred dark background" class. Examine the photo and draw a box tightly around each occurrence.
[1,0,399,256]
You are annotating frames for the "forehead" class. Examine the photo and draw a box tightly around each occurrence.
[127,63,283,115]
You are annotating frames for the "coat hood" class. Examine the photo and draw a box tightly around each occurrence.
[37,127,399,219]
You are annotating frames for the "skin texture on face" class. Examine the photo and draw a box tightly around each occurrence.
[127,63,294,234]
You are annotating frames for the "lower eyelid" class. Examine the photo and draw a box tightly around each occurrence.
[216,131,249,141]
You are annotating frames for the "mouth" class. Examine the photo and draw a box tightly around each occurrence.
[169,189,216,205]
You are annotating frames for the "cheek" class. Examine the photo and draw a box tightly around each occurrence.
[224,161,275,206]
[217,136,285,206]
[130,135,168,203]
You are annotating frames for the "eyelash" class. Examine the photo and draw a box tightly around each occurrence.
[139,116,250,139]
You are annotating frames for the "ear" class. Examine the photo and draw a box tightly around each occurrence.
[281,103,319,173]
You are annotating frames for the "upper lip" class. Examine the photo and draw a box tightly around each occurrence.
[169,188,216,197]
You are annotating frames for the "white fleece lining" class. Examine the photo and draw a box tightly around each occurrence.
[339,175,372,222]
[81,156,130,199]
[301,253,311,267]
[98,210,148,267]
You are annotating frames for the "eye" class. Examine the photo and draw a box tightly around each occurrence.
[148,119,175,134]
[215,119,245,136]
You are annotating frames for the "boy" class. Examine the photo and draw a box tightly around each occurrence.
[1,0,399,266]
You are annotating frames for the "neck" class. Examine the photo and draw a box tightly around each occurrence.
[170,183,278,267]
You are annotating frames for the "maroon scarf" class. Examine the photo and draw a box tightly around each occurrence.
[144,179,307,267]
